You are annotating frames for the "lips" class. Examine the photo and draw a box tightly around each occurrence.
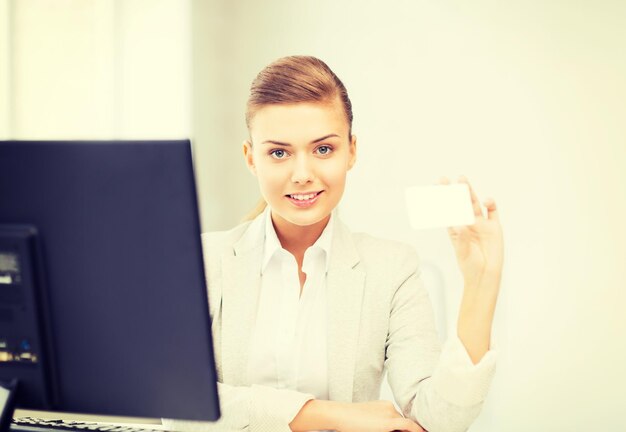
[285,191,323,208]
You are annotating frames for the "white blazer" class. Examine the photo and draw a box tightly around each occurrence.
[163,211,495,432]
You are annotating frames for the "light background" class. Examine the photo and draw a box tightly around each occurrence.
[2,0,626,430]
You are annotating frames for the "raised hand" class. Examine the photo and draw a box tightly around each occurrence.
[437,175,504,364]
[437,175,503,287]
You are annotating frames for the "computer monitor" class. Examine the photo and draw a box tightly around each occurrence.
[0,140,220,425]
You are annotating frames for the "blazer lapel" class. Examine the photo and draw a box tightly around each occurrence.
[220,215,264,386]
[218,210,366,401]
[327,217,365,402]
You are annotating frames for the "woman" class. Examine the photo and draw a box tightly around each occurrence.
[166,55,503,432]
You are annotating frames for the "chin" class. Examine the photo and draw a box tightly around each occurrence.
[279,208,331,228]
[288,214,327,227]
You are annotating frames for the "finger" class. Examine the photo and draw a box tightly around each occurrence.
[483,197,500,222]
[437,176,450,185]
[447,225,461,238]
[458,175,483,219]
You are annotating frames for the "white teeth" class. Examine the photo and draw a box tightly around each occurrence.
[290,192,317,200]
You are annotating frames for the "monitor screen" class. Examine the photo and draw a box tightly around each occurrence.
[0,140,220,422]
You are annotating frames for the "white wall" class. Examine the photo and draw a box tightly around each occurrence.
[1,0,190,140]
[192,1,626,430]
[0,0,10,138]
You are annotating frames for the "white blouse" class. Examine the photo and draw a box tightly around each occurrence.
[247,206,333,401]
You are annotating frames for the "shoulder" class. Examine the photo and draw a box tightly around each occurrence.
[202,219,252,246]
[339,226,424,306]
[198,219,257,304]
[336,219,421,279]
[201,219,254,259]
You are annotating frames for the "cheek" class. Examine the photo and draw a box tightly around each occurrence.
[317,159,349,186]
[255,162,288,190]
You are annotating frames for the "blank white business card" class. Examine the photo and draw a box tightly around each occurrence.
[405,183,476,230]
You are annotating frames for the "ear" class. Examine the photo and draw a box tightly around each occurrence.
[242,140,257,176]
[347,134,357,171]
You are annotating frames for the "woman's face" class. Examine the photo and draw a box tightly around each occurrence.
[244,98,356,229]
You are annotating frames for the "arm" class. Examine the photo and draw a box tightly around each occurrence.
[387,176,503,431]
[290,400,425,432]
[162,381,315,432]
[162,383,426,432]
[457,270,501,364]
[384,251,497,432]
[442,176,504,364]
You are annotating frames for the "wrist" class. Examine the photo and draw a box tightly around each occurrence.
[464,270,501,293]
[289,399,343,432]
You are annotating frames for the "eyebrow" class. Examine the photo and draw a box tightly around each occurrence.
[261,134,340,147]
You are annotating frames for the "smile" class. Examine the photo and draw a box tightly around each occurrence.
[285,191,323,208]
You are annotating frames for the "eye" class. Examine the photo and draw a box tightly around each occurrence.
[270,149,288,159]
[316,145,333,156]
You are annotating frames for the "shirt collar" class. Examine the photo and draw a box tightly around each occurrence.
[261,205,334,274]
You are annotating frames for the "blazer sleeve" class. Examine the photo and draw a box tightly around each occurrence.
[161,382,315,432]
[384,246,497,432]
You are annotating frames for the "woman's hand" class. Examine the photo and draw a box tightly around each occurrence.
[333,400,425,432]
[437,175,503,363]
[290,399,425,432]
[437,175,503,287]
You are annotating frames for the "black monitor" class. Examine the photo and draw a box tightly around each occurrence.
[0,140,220,428]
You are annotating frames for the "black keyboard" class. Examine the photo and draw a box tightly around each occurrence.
[11,417,169,432]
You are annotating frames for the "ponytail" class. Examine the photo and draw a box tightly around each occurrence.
[241,198,267,223]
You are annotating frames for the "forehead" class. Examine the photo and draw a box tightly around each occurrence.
[250,100,348,143]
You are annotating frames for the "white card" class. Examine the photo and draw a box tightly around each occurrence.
[405,183,476,230]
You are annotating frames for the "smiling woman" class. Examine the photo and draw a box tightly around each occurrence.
[241,55,355,226]
[162,55,502,432]
[243,101,356,244]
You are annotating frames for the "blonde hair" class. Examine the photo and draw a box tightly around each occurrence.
[241,55,353,222]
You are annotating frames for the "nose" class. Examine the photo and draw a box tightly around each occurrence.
[290,154,314,185]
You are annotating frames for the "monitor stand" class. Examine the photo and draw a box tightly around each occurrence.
[0,379,18,432]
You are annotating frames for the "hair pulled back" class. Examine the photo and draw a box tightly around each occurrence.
[245,55,353,137]
[241,56,353,221]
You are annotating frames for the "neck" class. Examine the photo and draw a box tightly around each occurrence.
[271,211,330,255]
